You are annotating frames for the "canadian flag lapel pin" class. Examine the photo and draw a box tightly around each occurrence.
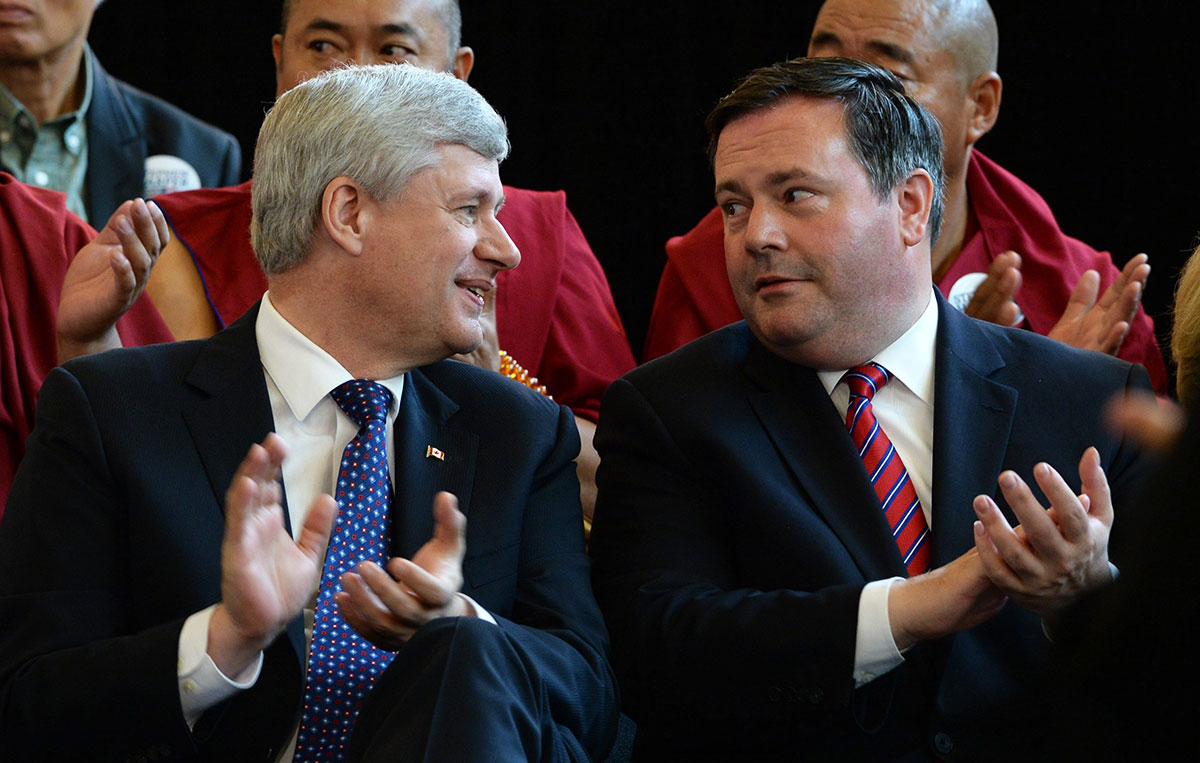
[425,445,446,461]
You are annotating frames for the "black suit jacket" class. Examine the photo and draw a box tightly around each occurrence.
[0,306,615,762]
[589,294,1153,762]
[1037,414,1197,761]
[86,56,241,223]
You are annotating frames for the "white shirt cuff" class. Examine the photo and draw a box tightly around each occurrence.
[853,577,906,687]
[178,605,264,729]
[458,593,497,626]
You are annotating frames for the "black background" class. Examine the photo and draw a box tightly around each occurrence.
[90,1,1200,366]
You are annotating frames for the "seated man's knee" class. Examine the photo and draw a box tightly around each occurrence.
[402,615,518,672]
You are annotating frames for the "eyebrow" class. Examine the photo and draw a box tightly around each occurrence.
[864,39,915,65]
[380,23,422,40]
[304,18,423,40]
[714,169,811,198]
[809,30,841,49]
[713,178,745,198]
[304,18,347,34]
[766,169,810,187]
[810,30,915,66]
[449,184,505,210]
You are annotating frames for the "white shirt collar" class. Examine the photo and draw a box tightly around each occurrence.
[256,292,404,420]
[817,289,938,404]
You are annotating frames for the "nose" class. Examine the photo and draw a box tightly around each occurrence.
[345,45,404,68]
[743,204,786,256]
[343,44,373,67]
[478,216,521,272]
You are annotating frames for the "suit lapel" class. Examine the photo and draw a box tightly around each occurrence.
[181,303,277,518]
[390,365,478,559]
[85,56,143,221]
[930,296,1017,566]
[743,338,906,580]
[179,302,307,659]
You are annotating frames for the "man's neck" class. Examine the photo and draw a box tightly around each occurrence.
[268,273,421,381]
[930,171,970,284]
[0,40,87,124]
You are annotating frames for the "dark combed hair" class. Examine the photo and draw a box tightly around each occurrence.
[706,56,946,244]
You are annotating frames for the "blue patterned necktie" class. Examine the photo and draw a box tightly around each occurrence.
[295,379,396,761]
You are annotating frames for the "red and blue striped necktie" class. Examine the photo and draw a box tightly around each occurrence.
[842,363,931,576]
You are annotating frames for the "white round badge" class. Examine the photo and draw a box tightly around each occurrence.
[143,154,202,197]
[946,272,1024,326]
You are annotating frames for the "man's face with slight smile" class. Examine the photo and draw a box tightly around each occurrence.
[354,143,520,366]
[715,96,915,369]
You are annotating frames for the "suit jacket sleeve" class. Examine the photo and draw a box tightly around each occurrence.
[0,367,200,761]
[465,399,619,758]
[214,135,241,188]
[589,375,864,742]
[0,356,304,761]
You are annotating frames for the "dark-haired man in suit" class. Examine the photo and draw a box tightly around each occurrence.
[590,56,1151,761]
[643,0,1166,397]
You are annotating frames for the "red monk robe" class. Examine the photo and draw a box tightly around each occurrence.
[642,151,1168,394]
[1,174,173,510]
[152,182,635,422]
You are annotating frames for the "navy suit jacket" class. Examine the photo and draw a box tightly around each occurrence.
[589,294,1153,761]
[0,305,615,762]
[86,56,241,223]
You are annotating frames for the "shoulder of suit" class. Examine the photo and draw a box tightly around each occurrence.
[955,309,1137,384]
[416,358,563,419]
[624,321,754,392]
[60,335,209,388]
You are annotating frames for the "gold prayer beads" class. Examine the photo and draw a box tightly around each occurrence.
[498,350,551,398]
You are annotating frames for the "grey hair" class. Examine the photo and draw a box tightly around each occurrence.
[250,63,509,274]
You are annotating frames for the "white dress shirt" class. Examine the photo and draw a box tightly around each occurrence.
[815,290,938,687]
[176,293,490,758]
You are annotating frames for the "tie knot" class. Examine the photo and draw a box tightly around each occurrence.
[843,363,892,402]
[330,379,393,428]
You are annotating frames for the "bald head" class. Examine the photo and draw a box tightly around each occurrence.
[811,1,998,80]
[809,0,1001,186]
[929,0,997,82]
[811,0,996,84]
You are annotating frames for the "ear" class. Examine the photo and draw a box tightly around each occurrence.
[965,71,1002,145]
[271,33,289,97]
[321,177,368,257]
[452,46,475,81]
[897,168,936,247]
